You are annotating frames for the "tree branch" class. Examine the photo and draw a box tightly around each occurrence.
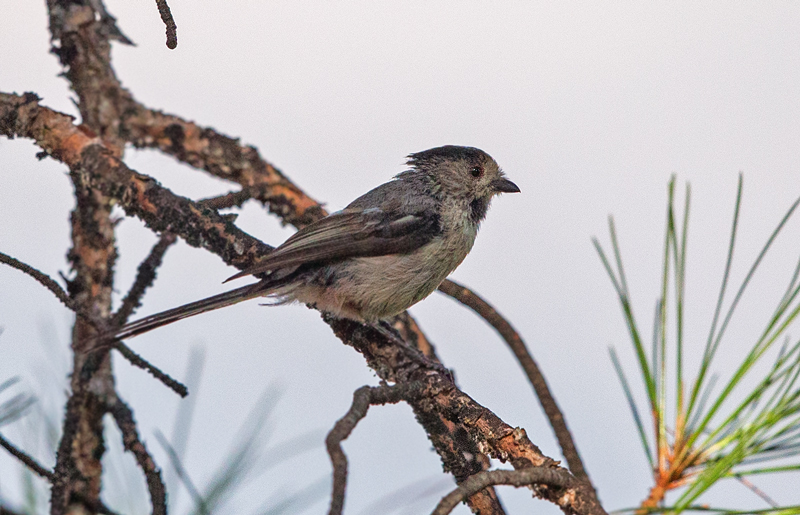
[0,237,186,397]
[113,233,177,326]
[326,384,421,515]
[154,0,177,49]
[108,399,167,515]
[120,105,326,229]
[0,251,76,311]
[0,432,54,480]
[438,278,598,500]
[111,342,188,397]
[431,467,584,515]
[1,92,605,515]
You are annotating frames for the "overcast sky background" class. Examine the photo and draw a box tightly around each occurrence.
[2,2,800,514]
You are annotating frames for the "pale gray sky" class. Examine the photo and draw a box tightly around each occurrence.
[2,2,800,514]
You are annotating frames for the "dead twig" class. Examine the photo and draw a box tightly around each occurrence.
[108,398,167,515]
[326,383,422,515]
[197,185,267,211]
[431,467,579,515]
[154,0,177,49]
[112,342,188,397]
[0,246,186,397]
[113,233,178,326]
[0,244,184,397]
[437,279,597,500]
[0,432,54,480]
[0,251,76,311]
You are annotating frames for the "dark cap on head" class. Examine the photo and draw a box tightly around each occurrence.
[406,146,489,168]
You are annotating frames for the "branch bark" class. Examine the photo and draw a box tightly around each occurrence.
[438,279,598,501]
[432,467,583,515]
[1,92,605,515]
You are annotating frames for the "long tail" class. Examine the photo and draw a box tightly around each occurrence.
[109,282,267,341]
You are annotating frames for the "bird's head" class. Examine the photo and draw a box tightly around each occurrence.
[405,145,519,222]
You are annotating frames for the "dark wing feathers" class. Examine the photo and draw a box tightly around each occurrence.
[225,207,439,282]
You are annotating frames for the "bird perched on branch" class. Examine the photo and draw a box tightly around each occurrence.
[111,145,519,341]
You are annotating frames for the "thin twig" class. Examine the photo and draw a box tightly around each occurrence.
[0,251,76,311]
[0,432,54,480]
[0,249,184,397]
[326,383,421,515]
[198,185,264,211]
[431,467,578,515]
[113,233,177,326]
[112,342,188,397]
[108,398,167,515]
[155,0,177,49]
[0,430,118,515]
[437,279,598,500]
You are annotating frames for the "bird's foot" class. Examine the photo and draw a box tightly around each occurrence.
[372,321,454,382]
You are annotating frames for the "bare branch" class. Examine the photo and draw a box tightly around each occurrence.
[0,247,184,396]
[120,106,326,229]
[0,251,76,312]
[326,384,420,515]
[0,432,54,480]
[197,185,267,211]
[438,279,598,500]
[0,92,273,271]
[154,0,177,49]
[431,467,582,515]
[112,342,188,397]
[113,233,177,326]
[734,475,778,508]
[1,93,603,515]
[108,399,167,515]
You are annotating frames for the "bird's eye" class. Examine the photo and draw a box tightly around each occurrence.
[470,166,483,178]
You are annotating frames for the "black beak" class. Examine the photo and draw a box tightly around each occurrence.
[491,177,520,193]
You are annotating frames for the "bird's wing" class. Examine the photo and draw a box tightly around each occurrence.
[225,207,440,282]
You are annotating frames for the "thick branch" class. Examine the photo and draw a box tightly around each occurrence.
[326,319,604,515]
[438,279,597,500]
[0,92,273,272]
[1,93,604,515]
[121,106,325,229]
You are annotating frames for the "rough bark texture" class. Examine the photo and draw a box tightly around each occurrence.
[0,3,605,511]
[1,91,606,514]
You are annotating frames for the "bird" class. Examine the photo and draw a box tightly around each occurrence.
[109,145,519,342]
